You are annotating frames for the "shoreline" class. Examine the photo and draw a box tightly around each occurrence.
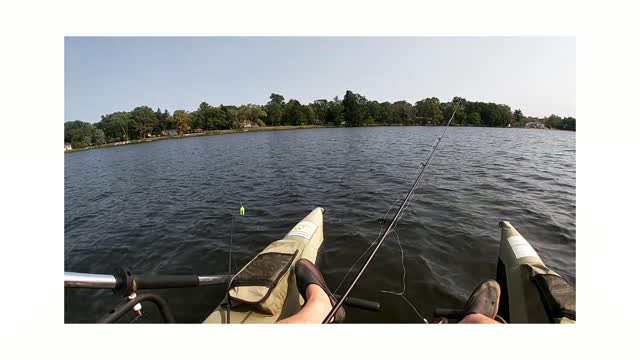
[64,125,332,153]
[64,124,571,153]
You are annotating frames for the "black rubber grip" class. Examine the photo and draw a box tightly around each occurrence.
[334,294,381,312]
[134,275,200,289]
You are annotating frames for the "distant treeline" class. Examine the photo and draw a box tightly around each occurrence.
[64,91,576,149]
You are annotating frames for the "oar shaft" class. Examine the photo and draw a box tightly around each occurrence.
[64,272,231,289]
[65,272,116,288]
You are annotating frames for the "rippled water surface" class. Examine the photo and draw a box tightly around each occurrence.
[65,127,576,323]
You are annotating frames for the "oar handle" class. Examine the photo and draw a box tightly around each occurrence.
[134,274,199,289]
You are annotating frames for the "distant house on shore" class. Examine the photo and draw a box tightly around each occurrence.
[240,120,259,128]
[162,129,178,136]
[525,122,547,129]
[192,128,204,133]
[64,143,72,151]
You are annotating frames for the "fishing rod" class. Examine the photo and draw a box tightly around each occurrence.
[323,103,460,323]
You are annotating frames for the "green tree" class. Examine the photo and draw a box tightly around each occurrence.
[545,114,563,129]
[238,104,268,126]
[365,101,381,124]
[283,99,306,125]
[173,110,192,134]
[450,97,467,125]
[325,97,344,126]
[468,102,512,127]
[513,109,524,126]
[561,117,576,131]
[439,101,456,125]
[305,105,317,124]
[342,90,368,127]
[466,112,482,126]
[92,128,106,145]
[192,102,233,130]
[265,93,285,126]
[415,97,443,125]
[191,102,210,130]
[311,99,329,125]
[130,106,157,139]
[378,102,393,124]
[162,109,174,130]
[225,107,241,129]
[153,108,170,134]
[96,112,130,142]
[207,107,230,129]
[496,104,514,127]
[64,121,95,148]
[545,114,577,130]
[391,101,415,125]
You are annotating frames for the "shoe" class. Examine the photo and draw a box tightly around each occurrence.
[294,258,346,323]
[461,280,501,320]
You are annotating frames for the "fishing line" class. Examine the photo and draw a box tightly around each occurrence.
[380,230,429,323]
[378,165,433,322]
[332,159,431,298]
[377,148,443,324]
[331,198,402,296]
[225,203,245,324]
[229,214,234,287]
[381,231,407,296]
[232,252,239,273]
[226,213,234,324]
[330,153,435,321]
[322,103,460,324]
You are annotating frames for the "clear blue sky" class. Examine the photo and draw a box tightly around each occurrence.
[65,37,575,122]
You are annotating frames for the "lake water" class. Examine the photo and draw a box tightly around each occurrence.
[64,127,576,323]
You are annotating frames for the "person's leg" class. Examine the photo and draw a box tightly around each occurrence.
[278,258,345,324]
[459,313,500,324]
[277,284,332,324]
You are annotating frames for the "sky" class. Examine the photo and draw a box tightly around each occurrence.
[65,37,575,122]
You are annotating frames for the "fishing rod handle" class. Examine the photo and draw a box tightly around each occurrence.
[334,295,381,312]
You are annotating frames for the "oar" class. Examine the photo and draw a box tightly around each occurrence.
[64,271,381,312]
[64,271,231,290]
